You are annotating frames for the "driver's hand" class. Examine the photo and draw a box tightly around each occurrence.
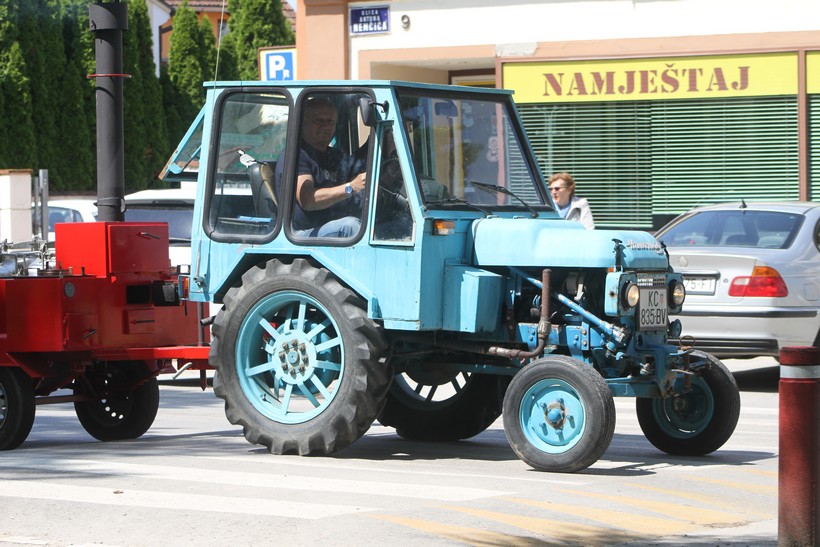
[349,172,366,193]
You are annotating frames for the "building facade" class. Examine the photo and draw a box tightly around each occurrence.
[296,0,820,229]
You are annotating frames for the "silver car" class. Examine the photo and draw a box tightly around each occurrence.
[655,201,820,359]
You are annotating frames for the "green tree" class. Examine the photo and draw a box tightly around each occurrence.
[0,0,19,166]
[0,0,19,51]
[49,0,95,191]
[225,0,294,81]
[167,0,214,144]
[160,65,184,153]
[168,0,214,136]
[123,0,168,191]
[1,41,36,169]
[18,0,64,186]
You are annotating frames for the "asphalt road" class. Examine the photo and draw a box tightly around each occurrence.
[0,358,782,546]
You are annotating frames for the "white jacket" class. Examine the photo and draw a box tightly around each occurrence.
[564,195,595,229]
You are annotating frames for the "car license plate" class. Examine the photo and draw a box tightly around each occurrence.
[638,288,667,331]
[683,276,717,295]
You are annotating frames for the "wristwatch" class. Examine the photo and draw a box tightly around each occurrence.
[345,183,353,196]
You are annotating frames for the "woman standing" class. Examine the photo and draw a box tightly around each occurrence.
[548,172,595,229]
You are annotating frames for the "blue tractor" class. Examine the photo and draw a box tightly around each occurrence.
[163,81,739,472]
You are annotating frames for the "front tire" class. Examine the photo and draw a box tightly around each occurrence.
[503,356,615,473]
[211,259,389,455]
[0,367,35,450]
[636,351,739,456]
[74,363,160,442]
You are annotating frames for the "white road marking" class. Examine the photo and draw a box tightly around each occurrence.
[0,480,373,519]
[0,456,508,502]
[200,454,584,485]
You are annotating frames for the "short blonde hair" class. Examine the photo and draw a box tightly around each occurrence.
[548,172,576,196]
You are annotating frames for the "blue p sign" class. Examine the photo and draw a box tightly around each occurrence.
[260,49,296,81]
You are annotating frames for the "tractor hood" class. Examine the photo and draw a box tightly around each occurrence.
[471,217,669,270]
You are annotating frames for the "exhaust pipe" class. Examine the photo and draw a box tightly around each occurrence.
[88,2,128,222]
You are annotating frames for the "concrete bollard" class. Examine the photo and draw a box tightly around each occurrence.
[778,346,820,547]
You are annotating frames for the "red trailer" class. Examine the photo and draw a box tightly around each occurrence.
[0,222,210,450]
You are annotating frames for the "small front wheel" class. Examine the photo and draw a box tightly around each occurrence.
[503,356,615,473]
[0,367,35,450]
[636,351,739,456]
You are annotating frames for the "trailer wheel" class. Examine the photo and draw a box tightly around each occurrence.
[211,259,389,455]
[0,367,35,451]
[636,351,739,456]
[503,356,615,473]
[378,368,508,441]
[74,363,160,442]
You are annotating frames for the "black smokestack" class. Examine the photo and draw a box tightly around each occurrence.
[89,2,128,222]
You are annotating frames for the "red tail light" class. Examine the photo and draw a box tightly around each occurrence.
[728,266,788,297]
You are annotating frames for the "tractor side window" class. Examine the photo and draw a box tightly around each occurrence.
[208,91,289,239]
[283,92,371,241]
[373,128,414,242]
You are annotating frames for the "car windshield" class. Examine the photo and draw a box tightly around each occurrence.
[124,206,193,240]
[47,206,97,230]
[395,88,549,211]
[656,210,804,249]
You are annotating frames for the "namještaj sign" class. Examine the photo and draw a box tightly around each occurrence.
[502,52,798,103]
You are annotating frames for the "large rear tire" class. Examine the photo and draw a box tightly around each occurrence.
[503,356,615,473]
[636,351,740,456]
[74,362,160,442]
[378,367,508,441]
[0,367,35,450]
[211,259,389,455]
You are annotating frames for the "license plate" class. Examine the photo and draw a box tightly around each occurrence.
[683,276,717,295]
[638,288,667,331]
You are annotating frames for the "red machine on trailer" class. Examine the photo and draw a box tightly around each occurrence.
[0,2,209,451]
[0,222,210,450]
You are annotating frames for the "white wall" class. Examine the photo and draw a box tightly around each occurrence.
[349,0,820,76]
[0,171,32,244]
[146,0,173,76]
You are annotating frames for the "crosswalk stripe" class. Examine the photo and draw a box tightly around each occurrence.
[0,536,49,546]
[740,468,777,479]
[0,480,373,519]
[558,488,745,526]
[627,484,772,518]
[443,506,640,544]
[0,457,506,502]
[365,514,525,546]
[203,455,582,486]
[689,477,777,495]
[501,497,694,535]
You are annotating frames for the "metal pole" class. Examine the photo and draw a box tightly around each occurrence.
[88,2,128,222]
[39,169,49,240]
[778,346,820,547]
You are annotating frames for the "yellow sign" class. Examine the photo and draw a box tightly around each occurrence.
[808,52,820,94]
[503,53,798,103]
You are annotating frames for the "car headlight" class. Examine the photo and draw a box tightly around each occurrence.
[669,280,686,307]
[622,282,640,309]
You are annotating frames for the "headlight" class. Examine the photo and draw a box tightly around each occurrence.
[622,282,640,309]
[669,280,686,307]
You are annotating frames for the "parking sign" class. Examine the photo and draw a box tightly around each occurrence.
[258,48,297,81]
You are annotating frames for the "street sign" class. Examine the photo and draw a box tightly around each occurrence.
[350,6,389,35]
[258,48,297,81]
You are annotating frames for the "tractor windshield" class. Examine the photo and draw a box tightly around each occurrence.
[395,89,550,211]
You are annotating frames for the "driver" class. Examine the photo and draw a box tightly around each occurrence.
[290,95,367,238]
